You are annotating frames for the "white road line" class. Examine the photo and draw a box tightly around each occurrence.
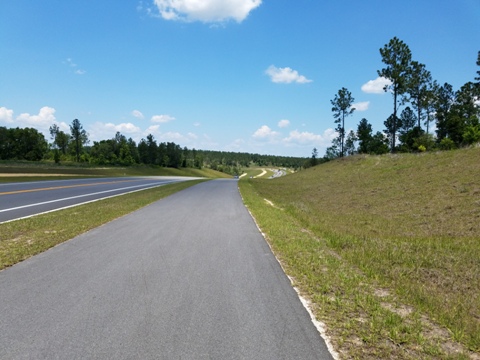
[0,183,175,224]
[0,182,174,214]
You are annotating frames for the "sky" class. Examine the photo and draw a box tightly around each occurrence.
[1,0,479,158]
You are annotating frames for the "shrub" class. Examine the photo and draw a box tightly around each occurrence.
[438,137,456,150]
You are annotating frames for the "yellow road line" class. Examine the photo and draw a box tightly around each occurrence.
[0,179,140,196]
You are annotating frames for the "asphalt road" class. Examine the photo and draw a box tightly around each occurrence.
[0,176,195,223]
[0,179,334,359]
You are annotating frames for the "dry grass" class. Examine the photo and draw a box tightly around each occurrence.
[240,147,480,358]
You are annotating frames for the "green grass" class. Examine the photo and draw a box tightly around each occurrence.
[0,179,207,270]
[239,147,480,359]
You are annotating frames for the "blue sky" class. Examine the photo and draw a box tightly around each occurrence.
[1,0,479,157]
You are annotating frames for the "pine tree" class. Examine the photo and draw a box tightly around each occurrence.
[331,87,355,157]
[378,37,412,152]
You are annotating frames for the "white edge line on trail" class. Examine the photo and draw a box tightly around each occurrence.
[0,182,176,224]
[239,188,340,360]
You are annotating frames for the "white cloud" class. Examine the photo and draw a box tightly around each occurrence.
[112,122,142,134]
[132,110,144,119]
[266,65,312,84]
[283,130,321,144]
[351,101,370,112]
[162,131,186,141]
[65,58,77,67]
[146,124,161,134]
[252,125,280,140]
[230,138,245,148]
[153,0,262,23]
[17,107,70,136]
[0,106,70,139]
[65,58,86,75]
[151,114,175,123]
[278,119,290,128]
[89,122,142,142]
[16,106,57,128]
[361,77,392,94]
[187,132,198,139]
[282,128,336,146]
[193,122,201,127]
[0,107,14,124]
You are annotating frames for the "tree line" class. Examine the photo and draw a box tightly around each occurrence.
[0,119,306,174]
[324,38,479,159]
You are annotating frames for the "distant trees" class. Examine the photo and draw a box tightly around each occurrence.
[356,118,389,155]
[1,124,307,173]
[49,124,70,155]
[90,132,137,166]
[69,119,89,162]
[0,127,48,161]
[434,83,455,142]
[344,131,357,156]
[3,43,478,168]
[310,147,318,167]
[356,118,373,154]
[324,137,341,160]
[331,87,355,157]
[406,61,433,129]
[434,81,480,147]
[324,39,479,159]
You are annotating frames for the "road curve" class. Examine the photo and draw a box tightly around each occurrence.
[0,179,333,360]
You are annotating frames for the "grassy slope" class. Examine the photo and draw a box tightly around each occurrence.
[240,147,480,359]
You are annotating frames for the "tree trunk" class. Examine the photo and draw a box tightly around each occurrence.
[392,90,397,152]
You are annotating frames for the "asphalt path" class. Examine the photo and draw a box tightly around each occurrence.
[0,176,195,223]
[0,179,334,359]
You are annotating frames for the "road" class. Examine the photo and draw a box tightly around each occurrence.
[0,176,195,223]
[0,179,334,359]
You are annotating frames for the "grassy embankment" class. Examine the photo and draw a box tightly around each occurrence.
[239,147,480,359]
[0,164,228,270]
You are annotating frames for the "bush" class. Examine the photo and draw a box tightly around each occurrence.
[439,138,456,150]
[463,125,480,145]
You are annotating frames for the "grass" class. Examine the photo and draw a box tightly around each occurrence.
[239,147,480,359]
[0,179,207,270]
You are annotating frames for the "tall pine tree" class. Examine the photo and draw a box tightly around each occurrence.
[331,87,355,157]
[378,37,412,152]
